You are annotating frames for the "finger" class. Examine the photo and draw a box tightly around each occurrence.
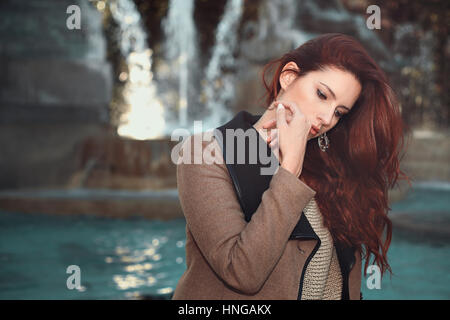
[269,138,278,149]
[262,103,293,129]
[269,137,278,147]
[272,147,280,162]
[262,118,291,134]
[271,140,280,162]
[270,129,278,141]
[267,129,276,143]
[284,113,293,124]
[276,103,287,128]
[274,100,297,116]
[262,119,276,129]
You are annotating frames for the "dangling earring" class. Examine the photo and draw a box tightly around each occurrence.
[318,132,329,152]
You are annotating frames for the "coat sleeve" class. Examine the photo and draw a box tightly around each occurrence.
[176,134,317,294]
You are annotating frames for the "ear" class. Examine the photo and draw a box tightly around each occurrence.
[279,61,300,91]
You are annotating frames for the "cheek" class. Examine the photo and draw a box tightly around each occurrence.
[327,118,341,132]
[288,87,315,115]
[331,119,339,128]
[300,97,321,120]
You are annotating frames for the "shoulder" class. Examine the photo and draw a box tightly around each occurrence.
[175,131,229,178]
[175,132,241,212]
[176,131,224,164]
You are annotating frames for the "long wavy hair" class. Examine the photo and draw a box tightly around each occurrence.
[261,33,410,277]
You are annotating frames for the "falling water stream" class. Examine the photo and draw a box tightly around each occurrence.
[97,0,166,139]
[95,0,246,138]
[162,0,197,129]
[203,0,243,128]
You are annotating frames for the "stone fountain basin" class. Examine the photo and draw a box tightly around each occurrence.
[390,210,450,241]
[0,188,183,220]
[1,187,448,244]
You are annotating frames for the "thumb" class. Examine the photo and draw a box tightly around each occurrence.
[276,103,287,128]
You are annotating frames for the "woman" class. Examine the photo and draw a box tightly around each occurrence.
[172,33,409,300]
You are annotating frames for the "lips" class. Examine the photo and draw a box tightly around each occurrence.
[310,125,320,136]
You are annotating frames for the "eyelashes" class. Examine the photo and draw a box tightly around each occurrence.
[317,89,327,100]
[334,110,344,118]
[317,88,345,118]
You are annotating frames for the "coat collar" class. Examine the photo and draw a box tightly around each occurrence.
[213,110,356,299]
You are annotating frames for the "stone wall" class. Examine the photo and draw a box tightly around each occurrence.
[0,0,113,189]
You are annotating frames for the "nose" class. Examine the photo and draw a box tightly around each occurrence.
[317,107,334,128]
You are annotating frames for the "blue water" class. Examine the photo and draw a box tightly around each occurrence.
[0,183,449,299]
[361,183,450,300]
[0,213,186,299]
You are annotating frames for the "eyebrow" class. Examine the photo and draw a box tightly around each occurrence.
[319,81,350,111]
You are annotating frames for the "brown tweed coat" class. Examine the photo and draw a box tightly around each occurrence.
[172,133,362,300]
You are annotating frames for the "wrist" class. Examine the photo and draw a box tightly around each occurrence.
[281,161,301,177]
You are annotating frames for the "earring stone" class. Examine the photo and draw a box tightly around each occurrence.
[318,132,329,152]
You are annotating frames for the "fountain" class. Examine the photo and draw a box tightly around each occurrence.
[202,0,243,129]
[161,0,198,130]
[105,0,166,140]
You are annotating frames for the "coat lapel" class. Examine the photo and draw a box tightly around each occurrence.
[213,110,316,239]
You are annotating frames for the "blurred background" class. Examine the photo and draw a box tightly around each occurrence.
[0,0,448,300]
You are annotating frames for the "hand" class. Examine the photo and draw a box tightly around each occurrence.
[262,101,292,165]
[262,100,311,177]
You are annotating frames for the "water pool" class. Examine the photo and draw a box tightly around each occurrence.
[0,212,186,299]
[361,182,450,300]
[0,183,449,299]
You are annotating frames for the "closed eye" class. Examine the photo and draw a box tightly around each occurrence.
[335,109,344,118]
[317,89,327,100]
[335,108,350,118]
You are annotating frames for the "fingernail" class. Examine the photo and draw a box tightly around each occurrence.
[277,103,284,110]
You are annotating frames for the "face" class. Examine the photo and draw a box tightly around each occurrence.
[278,62,362,140]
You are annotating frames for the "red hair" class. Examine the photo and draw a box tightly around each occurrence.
[261,33,410,277]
